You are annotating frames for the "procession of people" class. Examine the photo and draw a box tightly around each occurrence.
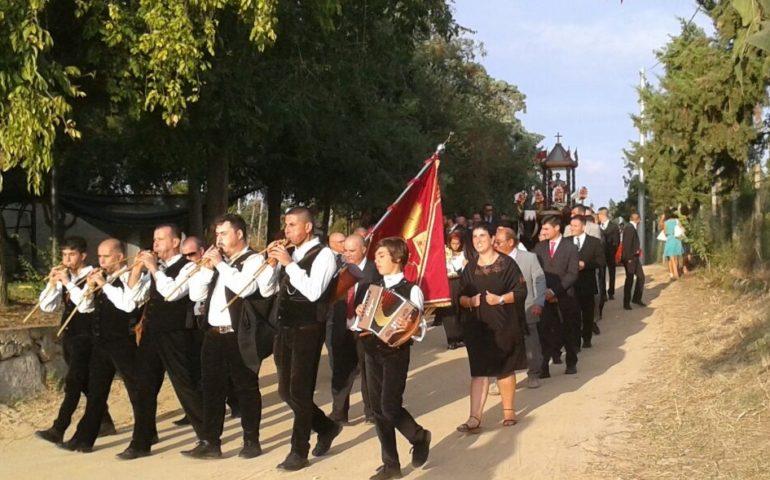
[32,194,647,479]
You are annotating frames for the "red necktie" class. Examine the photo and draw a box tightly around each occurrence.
[549,241,556,258]
[346,286,356,319]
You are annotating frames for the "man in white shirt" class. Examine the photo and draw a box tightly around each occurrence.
[181,214,274,460]
[36,236,115,447]
[128,224,204,457]
[265,207,342,471]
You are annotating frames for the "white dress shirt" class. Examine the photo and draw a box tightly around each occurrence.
[131,254,192,304]
[188,247,274,327]
[74,270,141,313]
[262,237,337,302]
[549,235,563,253]
[573,232,587,251]
[38,266,93,314]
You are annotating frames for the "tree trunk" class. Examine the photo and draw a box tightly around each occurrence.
[188,175,203,238]
[204,155,229,229]
[0,214,9,306]
[266,176,283,241]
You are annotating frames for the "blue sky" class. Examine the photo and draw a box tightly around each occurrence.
[452,0,713,208]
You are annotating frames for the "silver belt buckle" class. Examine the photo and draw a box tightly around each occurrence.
[215,325,234,334]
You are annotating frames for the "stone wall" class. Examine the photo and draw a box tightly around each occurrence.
[0,326,66,404]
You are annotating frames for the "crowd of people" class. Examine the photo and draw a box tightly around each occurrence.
[30,201,647,480]
[437,202,647,432]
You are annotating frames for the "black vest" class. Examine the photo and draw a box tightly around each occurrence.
[273,243,334,327]
[202,250,273,331]
[93,277,139,340]
[143,258,194,332]
[382,277,416,300]
[61,288,96,337]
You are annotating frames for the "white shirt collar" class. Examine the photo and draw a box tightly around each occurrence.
[357,258,368,270]
[293,237,321,260]
[549,235,562,249]
[161,254,183,268]
[574,232,587,244]
[509,248,518,260]
[70,265,94,281]
[383,272,405,288]
[227,246,250,264]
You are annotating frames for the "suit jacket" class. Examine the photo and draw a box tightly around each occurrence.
[621,223,641,273]
[353,258,381,307]
[563,222,600,240]
[510,250,546,322]
[567,235,606,295]
[601,221,621,256]
[532,237,579,299]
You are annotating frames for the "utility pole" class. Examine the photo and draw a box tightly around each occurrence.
[638,68,647,263]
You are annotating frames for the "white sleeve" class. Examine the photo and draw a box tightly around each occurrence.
[257,264,280,297]
[284,248,337,302]
[101,272,138,313]
[188,267,215,303]
[153,262,196,301]
[215,254,264,298]
[409,285,427,342]
[130,273,152,306]
[38,283,62,313]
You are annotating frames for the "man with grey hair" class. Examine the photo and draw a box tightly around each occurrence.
[493,227,547,388]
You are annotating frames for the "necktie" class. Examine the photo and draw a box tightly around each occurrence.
[575,237,581,251]
[346,286,356,319]
[549,241,556,258]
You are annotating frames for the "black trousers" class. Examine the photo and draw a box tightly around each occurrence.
[604,251,617,297]
[330,309,364,419]
[53,334,113,434]
[623,259,645,306]
[539,300,580,369]
[200,330,261,445]
[274,322,336,458]
[72,336,152,449]
[576,290,596,344]
[137,329,203,443]
[363,336,426,469]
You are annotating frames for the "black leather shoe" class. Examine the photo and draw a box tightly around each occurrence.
[539,368,551,379]
[98,422,117,437]
[583,340,592,348]
[59,438,92,453]
[116,446,151,460]
[632,300,646,307]
[181,440,222,459]
[277,451,310,471]
[592,323,601,335]
[173,415,190,426]
[552,355,563,364]
[608,294,614,300]
[238,440,262,459]
[312,422,342,457]
[369,464,403,480]
[151,433,160,445]
[565,365,577,375]
[229,406,242,419]
[623,305,632,310]
[35,427,63,444]
[411,429,431,468]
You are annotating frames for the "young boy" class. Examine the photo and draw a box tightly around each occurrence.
[355,237,431,480]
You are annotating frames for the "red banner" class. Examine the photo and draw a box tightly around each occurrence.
[367,154,451,307]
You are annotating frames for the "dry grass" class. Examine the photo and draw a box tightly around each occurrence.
[595,276,770,479]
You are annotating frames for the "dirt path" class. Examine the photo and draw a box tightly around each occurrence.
[0,265,673,480]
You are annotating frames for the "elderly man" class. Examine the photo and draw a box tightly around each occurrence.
[494,227,547,388]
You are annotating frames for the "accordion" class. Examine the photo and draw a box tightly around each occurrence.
[358,284,421,348]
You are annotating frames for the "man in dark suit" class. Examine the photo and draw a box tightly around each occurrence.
[329,234,381,423]
[598,207,620,300]
[567,216,606,348]
[481,203,498,227]
[533,216,581,376]
[621,212,646,310]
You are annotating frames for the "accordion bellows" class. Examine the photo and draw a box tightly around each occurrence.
[359,285,420,348]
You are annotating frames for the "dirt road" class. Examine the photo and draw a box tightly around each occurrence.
[0,266,672,480]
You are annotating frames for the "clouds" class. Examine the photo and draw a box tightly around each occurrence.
[451,0,710,207]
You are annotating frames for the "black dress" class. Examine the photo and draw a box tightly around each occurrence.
[460,254,528,377]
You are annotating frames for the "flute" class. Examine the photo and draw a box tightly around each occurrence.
[163,248,224,300]
[56,258,140,337]
[23,259,126,324]
[220,239,289,312]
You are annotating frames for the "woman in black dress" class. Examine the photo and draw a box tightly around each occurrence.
[458,223,528,432]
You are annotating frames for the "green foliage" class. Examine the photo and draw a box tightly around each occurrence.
[625,21,768,213]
